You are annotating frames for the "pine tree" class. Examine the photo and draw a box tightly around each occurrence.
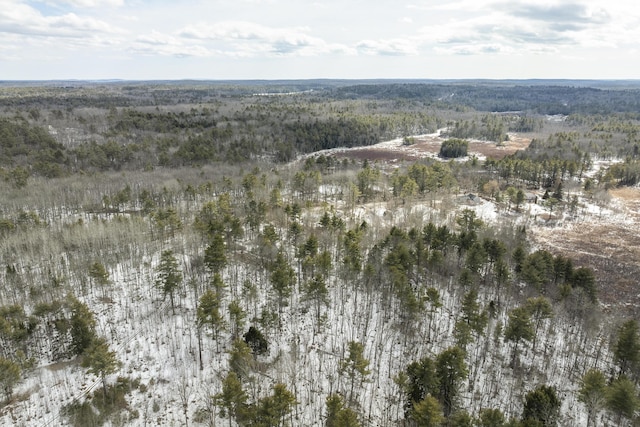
[204,233,227,274]
[228,300,246,339]
[197,289,225,351]
[88,261,109,288]
[155,249,182,314]
[477,407,506,426]
[215,371,248,427]
[504,306,534,367]
[302,274,330,327]
[326,393,361,427]
[578,369,607,427]
[68,295,97,356]
[411,395,444,427]
[605,376,638,424]
[253,383,297,427]
[613,319,640,376]
[0,357,21,400]
[270,251,296,316]
[522,385,561,426]
[340,341,371,405]
[229,338,254,381]
[524,296,553,351]
[435,346,468,417]
[81,337,121,402]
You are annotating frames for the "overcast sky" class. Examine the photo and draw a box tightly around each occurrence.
[1,0,639,80]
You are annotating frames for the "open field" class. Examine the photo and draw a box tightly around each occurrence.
[530,187,640,315]
[326,132,531,162]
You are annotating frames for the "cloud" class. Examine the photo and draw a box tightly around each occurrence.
[414,1,636,57]
[356,38,419,56]
[130,31,211,57]
[46,0,124,7]
[505,2,610,25]
[0,1,125,39]
[177,21,351,57]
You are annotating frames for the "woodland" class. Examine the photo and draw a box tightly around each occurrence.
[0,80,639,426]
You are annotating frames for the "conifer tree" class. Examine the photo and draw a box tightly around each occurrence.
[435,346,468,417]
[0,357,21,401]
[606,376,638,424]
[477,408,506,426]
[204,233,227,274]
[302,274,330,328]
[613,319,640,376]
[198,289,225,351]
[270,251,296,316]
[229,338,254,381]
[578,369,607,427]
[524,296,553,351]
[411,395,444,426]
[326,393,360,427]
[88,261,109,288]
[228,300,246,339]
[68,295,97,356]
[522,385,561,426]
[81,337,121,402]
[340,341,371,405]
[504,306,534,367]
[155,249,182,314]
[215,371,248,427]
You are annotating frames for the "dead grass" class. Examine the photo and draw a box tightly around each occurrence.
[530,191,640,316]
[333,134,531,162]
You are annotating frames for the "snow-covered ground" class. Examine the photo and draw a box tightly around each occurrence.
[1,159,635,427]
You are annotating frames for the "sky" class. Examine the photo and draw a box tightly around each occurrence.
[1,0,639,80]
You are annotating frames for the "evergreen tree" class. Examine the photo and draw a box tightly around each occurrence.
[228,300,246,339]
[460,289,488,335]
[244,326,269,355]
[477,408,506,426]
[229,338,254,381]
[81,337,121,401]
[68,295,97,356]
[215,371,248,427]
[155,249,182,314]
[411,395,444,426]
[613,319,640,376]
[253,383,297,427]
[302,274,330,327]
[448,410,473,426]
[522,385,561,427]
[0,357,21,401]
[197,289,225,350]
[435,346,468,417]
[270,251,296,316]
[524,296,553,350]
[404,356,439,415]
[204,233,227,274]
[326,393,360,427]
[569,267,597,303]
[606,376,638,423]
[578,369,607,427]
[340,341,371,405]
[504,306,534,367]
[88,261,109,288]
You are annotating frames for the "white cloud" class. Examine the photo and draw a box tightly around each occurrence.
[177,21,351,57]
[0,1,125,39]
[356,38,420,56]
[40,0,124,7]
[1,0,640,79]
[413,1,640,57]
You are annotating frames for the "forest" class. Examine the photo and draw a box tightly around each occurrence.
[0,80,639,426]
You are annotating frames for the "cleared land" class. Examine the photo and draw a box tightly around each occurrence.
[331,132,531,162]
[531,187,640,315]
